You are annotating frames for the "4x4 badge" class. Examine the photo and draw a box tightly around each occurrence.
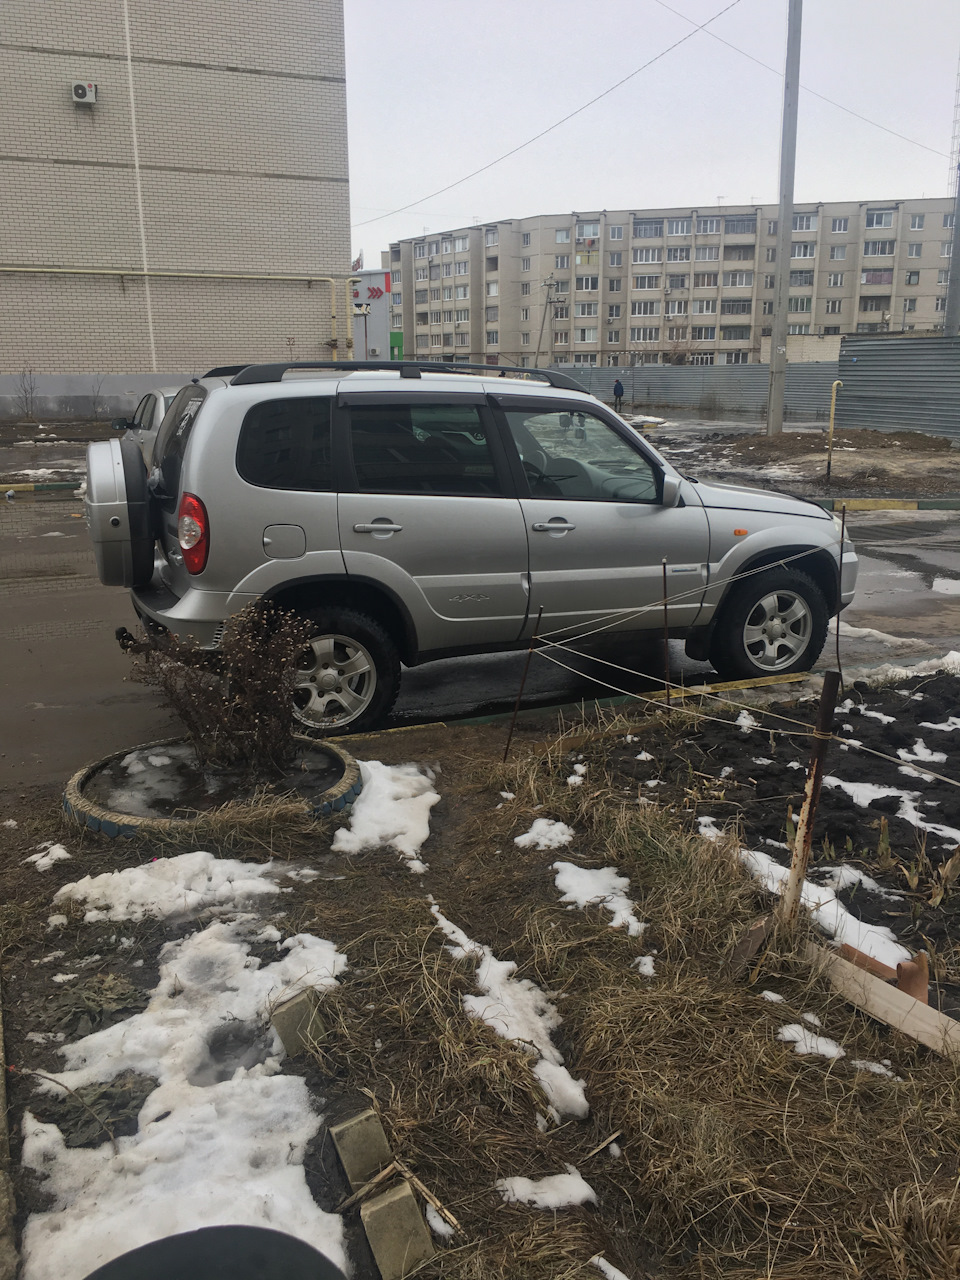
[449,592,490,603]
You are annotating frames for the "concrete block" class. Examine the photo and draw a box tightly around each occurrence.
[360,1181,435,1279]
[330,1108,392,1190]
[270,988,325,1057]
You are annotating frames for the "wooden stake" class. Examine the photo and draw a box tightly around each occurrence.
[780,670,841,928]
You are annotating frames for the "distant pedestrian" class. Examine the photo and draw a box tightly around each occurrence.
[613,378,624,412]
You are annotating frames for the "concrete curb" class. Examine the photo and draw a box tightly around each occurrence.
[810,496,960,511]
[3,481,79,492]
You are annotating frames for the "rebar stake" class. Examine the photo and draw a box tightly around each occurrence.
[503,606,543,763]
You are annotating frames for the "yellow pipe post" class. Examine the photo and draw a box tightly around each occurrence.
[826,379,843,484]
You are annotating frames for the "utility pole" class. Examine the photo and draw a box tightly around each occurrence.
[766,0,803,436]
[945,163,960,337]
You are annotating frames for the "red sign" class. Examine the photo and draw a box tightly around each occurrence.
[367,286,383,300]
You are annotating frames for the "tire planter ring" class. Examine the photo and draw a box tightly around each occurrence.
[62,736,363,840]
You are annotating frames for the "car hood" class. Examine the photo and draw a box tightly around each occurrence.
[687,477,829,520]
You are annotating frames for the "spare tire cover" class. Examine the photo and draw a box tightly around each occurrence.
[120,434,156,587]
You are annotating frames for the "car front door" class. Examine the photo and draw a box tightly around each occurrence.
[494,396,710,638]
[336,393,531,653]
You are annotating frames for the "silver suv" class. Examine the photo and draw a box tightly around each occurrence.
[86,362,858,733]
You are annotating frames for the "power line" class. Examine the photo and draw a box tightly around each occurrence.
[350,0,744,229]
[652,0,950,160]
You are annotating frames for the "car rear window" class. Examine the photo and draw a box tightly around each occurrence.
[237,397,333,490]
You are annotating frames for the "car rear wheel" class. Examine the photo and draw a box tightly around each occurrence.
[709,568,828,681]
[293,608,400,735]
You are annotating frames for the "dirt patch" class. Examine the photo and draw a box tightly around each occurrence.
[650,426,960,498]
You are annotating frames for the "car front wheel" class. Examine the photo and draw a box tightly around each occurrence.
[293,608,400,735]
[709,568,828,681]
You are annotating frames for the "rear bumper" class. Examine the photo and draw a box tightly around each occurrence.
[131,578,258,649]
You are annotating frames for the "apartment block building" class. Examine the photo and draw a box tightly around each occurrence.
[387,198,954,368]
[0,0,349,372]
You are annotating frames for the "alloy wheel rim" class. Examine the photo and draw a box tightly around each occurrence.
[293,633,378,728]
[742,590,812,671]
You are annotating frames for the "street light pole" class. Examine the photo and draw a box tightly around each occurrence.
[766,0,803,436]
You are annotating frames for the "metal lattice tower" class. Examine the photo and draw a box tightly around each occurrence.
[952,45,960,191]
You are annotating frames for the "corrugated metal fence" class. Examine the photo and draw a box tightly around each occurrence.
[550,361,839,418]
[835,336,960,439]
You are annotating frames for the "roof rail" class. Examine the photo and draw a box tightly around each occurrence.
[228,360,586,391]
[203,365,254,378]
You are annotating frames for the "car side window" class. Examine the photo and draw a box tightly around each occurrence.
[132,395,151,428]
[504,408,659,503]
[348,403,504,497]
[153,385,208,496]
[237,397,333,491]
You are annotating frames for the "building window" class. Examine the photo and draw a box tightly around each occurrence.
[767,219,778,236]
[391,292,402,305]
[945,213,956,229]
[787,323,810,334]
[609,224,623,240]
[575,301,598,316]
[486,281,498,297]
[556,228,571,243]
[430,333,442,346]
[556,254,570,269]
[859,295,891,311]
[765,247,777,262]
[633,218,664,237]
[691,352,715,365]
[455,285,469,299]
[696,216,721,234]
[863,240,895,256]
[455,261,469,275]
[522,232,531,247]
[721,325,751,341]
[575,327,598,342]
[792,213,818,231]
[904,270,920,286]
[631,300,660,316]
[442,332,453,347]
[430,288,441,301]
[789,270,814,287]
[573,353,598,365]
[691,326,716,340]
[633,274,661,289]
[520,282,531,295]
[607,277,622,292]
[823,326,841,335]
[936,295,947,311]
[485,306,499,323]
[667,218,692,236]
[668,274,688,289]
[907,243,922,258]
[486,256,498,273]
[861,268,893,284]
[520,256,531,272]
[693,272,718,288]
[903,297,916,313]
[665,300,688,316]
[415,266,428,281]
[415,289,428,304]
[763,274,776,289]
[520,307,529,321]
[831,217,849,233]
[827,272,844,287]
[553,298,570,313]
[392,269,402,283]
[454,235,469,251]
[427,240,440,255]
[414,243,427,259]
[415,335,429,348]
[576,275,599,290]
[607,329,621,343]
[554,330,569,344]
[430,310,441,324]
[787,296,812,312]
[791,242,816,258]
[415,312,428,326]
[605,304,620,320]
[486,331,498,344]
[485,229,498,246]
[695,245,720,261]
[576,221,600,238]
[633,247,662,264]
[692,299,717,314]
[761,300,774,314]
[666,246,691,262]
[829,245,847,261]
[720,298,751,314]
[609,251,622,267]
[909,214,924,231]
[455,332,469,346]
[442,310,453,322]
[724,243,755,262]
[667,326,687,340]
[865,210,894,229]
[824,298,842,314]
[723,351,749,364]
[630,326,660,341]
[442,263,452,277]
[442,286,453,300]
[724,216,756,234]
[856,322,883,332]
[722,270,754,287]
[942,241,954,257]
[939,269,951,285]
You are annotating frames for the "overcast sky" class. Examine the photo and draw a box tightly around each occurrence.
[343,0,960,265]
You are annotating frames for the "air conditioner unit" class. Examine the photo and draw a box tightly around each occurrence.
[72,81,97,103]
[368,347,380,356]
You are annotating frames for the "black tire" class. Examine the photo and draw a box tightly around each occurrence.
[292,608,400,735]
[120,435,156,588]
[709,568,828,681]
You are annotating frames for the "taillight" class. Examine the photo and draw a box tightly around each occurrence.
[177,492,209,574]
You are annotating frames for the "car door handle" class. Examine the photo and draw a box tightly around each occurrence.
[532,521,576,532]
[353,522,403,533]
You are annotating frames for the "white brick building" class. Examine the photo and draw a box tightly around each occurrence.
[388,199,954,368]
[0,0,350,371]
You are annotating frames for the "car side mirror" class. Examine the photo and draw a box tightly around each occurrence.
[661,474,681,507]
[112,417,131,431]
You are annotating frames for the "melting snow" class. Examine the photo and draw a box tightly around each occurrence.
[24,843,71,872]
[496,1164,596,1210]
[552,863,645,936]
[514,818,575,850]
[777,1024,845,1059]
[331,761,440,874]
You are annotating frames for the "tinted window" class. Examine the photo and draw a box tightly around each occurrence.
[154,384,208,495]
[505,407,658,503]
[348,403,502,496]
[237,397,333,490]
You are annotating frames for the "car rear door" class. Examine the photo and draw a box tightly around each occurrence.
[492,395,710,638]
[336,392,530,653]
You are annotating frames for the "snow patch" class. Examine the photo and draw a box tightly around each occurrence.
[552,862,645,937]
[514,818,574,851]
[331,761,439,874]
[496,1164,596,1210]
